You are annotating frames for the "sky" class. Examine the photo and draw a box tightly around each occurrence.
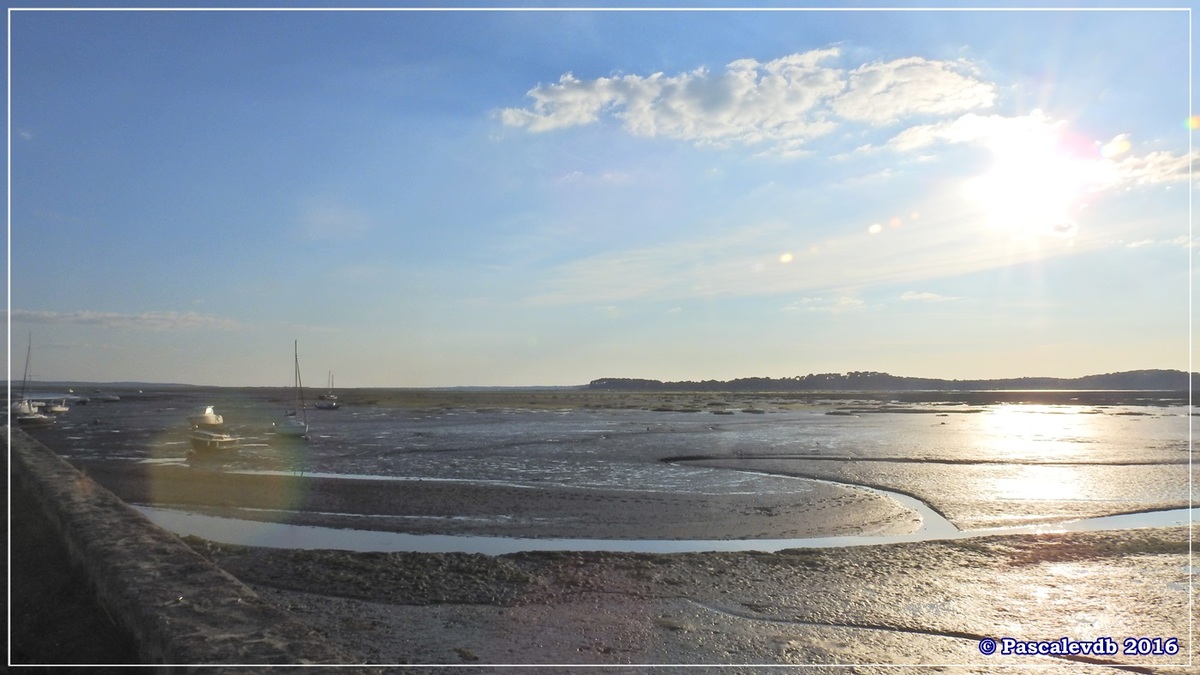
[6,4,1197,387]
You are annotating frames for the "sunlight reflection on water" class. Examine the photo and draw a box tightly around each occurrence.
[976,404,1104,460]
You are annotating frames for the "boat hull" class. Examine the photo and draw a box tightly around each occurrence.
[273,420,309,438]
[16,413,56,429]
[189,429,239,452]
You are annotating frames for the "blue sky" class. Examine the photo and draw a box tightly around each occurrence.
[7,5,1196,387]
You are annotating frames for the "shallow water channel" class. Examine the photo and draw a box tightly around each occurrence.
[133,473,1197,555]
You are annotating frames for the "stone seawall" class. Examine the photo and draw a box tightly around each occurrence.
[7,427,359,670]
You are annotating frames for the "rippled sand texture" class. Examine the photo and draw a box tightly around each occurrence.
[191,526,1195,669]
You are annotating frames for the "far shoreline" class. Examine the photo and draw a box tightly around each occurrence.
[11,383,1193,412]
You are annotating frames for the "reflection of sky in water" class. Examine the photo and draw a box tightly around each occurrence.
[36,396,1192,507]
[131,505,1200,555]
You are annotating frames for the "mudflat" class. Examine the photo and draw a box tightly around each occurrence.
[185,526,1195,669]
[65,455,1197,669]
[73,459,920,541]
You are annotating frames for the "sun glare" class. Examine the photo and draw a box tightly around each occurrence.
[964,121,1109,241]
[978,404,1100,462]
[973,405,1102,503]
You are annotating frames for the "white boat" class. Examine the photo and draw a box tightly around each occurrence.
[44,399,70,414]
[273,341,309,439]
[314,371,340,409]
[16,411,56,428]
[273,416,309,437]
[189,428,239,452]
[187,405,224,427]
[12,336,55,429]
[11,399,37,416]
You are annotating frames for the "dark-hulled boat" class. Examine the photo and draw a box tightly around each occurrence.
[189,428,239,452]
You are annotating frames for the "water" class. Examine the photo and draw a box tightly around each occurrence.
[22,387,1194,551]
[130,505,1199,555]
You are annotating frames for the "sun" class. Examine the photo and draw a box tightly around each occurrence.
[963,120,1108,240]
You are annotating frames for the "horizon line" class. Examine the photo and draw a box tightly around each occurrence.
[6,368,1195,391]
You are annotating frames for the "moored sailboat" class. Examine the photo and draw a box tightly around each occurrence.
[314,371,340,409]
[273,341,309,439]
[12,335,55,429]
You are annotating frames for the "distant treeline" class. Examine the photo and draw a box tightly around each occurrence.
[587,369,1196,392]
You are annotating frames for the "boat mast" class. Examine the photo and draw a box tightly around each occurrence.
[21,334,32,400]
[294,340,307,425]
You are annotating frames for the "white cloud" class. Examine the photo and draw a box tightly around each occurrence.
[1124,235,1194,249]
[1107,149,1195,187]
[499,48,995,155]
[521,222,791,306]
[555,169,633,185]
[9,309,242,331]
[884,110,1059,152]
[899,291,960,302]
[519,207,1106,309]
[784,296,865,313]
[830,57,996,125]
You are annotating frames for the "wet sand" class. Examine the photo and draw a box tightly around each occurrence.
[60,457,1198,670]
[185,526,1196,670]
[15,450,1197,670]
[71,459,921,540]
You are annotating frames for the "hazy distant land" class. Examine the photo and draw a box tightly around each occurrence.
[588,368,1196,392]
[11,369,1196,414]
[14,368,1196,396]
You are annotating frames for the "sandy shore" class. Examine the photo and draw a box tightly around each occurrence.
[68,459,1196,669]
[183,526,1196,670]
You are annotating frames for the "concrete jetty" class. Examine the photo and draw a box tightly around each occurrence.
[7,427,359,669]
